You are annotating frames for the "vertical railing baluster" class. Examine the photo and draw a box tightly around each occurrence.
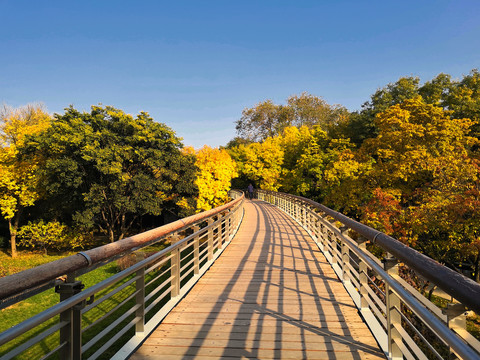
[341,241,349,282]
[227,211,232,241]
[207,218,214,261]
[313,216,319,244]
[302,203,305,225]
[320,216,328,252]
[171,247,180,297]
[135,264,145,334]
[193,225,200,274]
[357,238,369,311]
[384,254,402,360]
[443,303,467,360]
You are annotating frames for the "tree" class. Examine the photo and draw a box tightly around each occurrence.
[194,146,237,211]
[24,105,197,242]
[360,97,479,274]
[230,137,284,191]
[445,69,480,139]
[335,77,422,147]
[278,126,317,194]
[287,92,346,129]
[418,73,453,106]
[235,93,347,142]
[235,100,290,142]
[0,104,50,257]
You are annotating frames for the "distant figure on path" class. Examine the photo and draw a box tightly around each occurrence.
[247,183,254,200]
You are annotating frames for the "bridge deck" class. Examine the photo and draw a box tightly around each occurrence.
[131,200,385,359]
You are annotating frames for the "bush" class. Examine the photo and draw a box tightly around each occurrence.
[17,220,85,254]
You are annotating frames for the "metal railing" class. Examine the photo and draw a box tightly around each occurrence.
[257,190,480,360]
[0,190,244,360]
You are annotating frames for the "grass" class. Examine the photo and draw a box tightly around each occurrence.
[0,249,76,277]
[0,260,120,359]
[468,313,480,340]
[0,242,172,360]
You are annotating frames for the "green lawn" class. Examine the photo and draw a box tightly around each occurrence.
[0,243,169,359]
[0,249,76,277]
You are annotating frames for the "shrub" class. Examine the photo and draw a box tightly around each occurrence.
[17,220,85,254]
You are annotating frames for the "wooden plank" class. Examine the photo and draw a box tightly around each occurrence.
[146,323,379,338]
[131,200,385,359]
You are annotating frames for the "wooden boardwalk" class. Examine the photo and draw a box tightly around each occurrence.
[131,200,385,359]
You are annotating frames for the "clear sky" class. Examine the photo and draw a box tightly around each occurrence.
[1,0,479,148]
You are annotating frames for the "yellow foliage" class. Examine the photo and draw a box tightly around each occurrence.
[195,146,238,211]
[0,105,51,220]
[239,137,284,191]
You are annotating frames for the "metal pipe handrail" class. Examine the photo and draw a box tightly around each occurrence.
[0,193,244,302]
[261,190,480,314]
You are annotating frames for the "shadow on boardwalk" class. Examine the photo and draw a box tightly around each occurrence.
[131,200,385,359]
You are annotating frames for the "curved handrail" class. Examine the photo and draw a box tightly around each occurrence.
[260,190,480,314]
[0,192,244,302]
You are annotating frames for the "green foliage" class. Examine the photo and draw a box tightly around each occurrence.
[235,92,347,142]
[23,105,198,242]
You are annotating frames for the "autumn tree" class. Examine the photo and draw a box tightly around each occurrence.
[229,137,284,191]
[278,126,318,195]
[193,146,237,211]
[360,97,479,269]
[24,105,197,242]
[0,104,50,257]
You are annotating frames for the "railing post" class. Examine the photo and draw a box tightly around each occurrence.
[223,211,230,245]
[340,228,350,282]
[357,238,369,311]
[56,276,84,360]
[302,203,306,225]
[443,303,467,360]
[193,225,200,274]
[320,215,329,252]
[383,254,402,360]
[171,247,180,297]
[208,218,214,261]
[135,256,145,334]
[310,209,315,233]
[313,215,320,245]
[226,210,232,241]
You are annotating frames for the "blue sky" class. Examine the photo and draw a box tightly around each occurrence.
[1,0,479,148]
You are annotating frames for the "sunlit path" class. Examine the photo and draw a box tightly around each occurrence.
[130,200,384,359]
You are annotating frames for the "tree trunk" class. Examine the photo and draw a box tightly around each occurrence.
[108,227,115,243]
[474,254,479,283]
[8,206,22,258]
[8,218,17,258]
